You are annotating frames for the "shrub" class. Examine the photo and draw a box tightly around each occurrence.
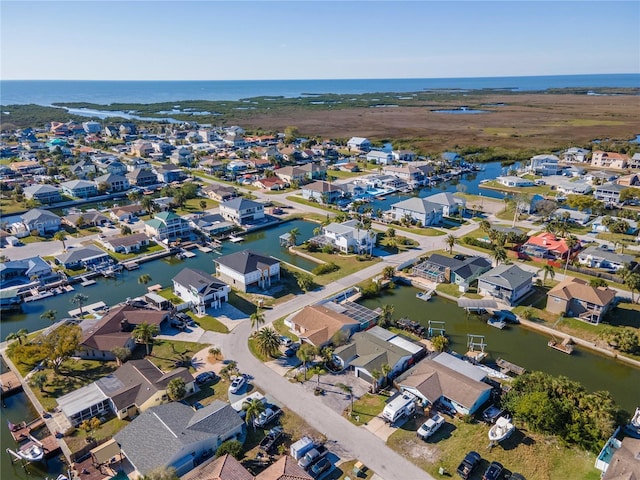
[216,440,243,459]
[312,262,340,275]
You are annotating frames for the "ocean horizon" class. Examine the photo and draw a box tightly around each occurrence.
[1,73,638,106]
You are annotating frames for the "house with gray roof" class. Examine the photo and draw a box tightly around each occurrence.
[423,192,466,217]
[114,400,244,477]
[172,267,230,313]
[318,219,376,254]
[594,183,627,205]
[55,245,111,270]
[23,184,62,204]
[301,181,345,204]
[94,172,130,192]
[578,245,636,271]
[219,197,265,225]
[551,208,591,225]
[412,253,491,286]
[126,168,158,187]
[0,256,54,287]
[60,179,98,198]
[591,215,639,235]
[62,210,109,228]
[477,264,535,305]
[20,208,61,235]
[214,250,280,292]
[388,197,443,226]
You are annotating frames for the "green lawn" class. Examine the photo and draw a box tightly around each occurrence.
[248,334,281,363]
[228,291,258,315]
[185,310,229,333]
[480,179,555,196]
[381,223,446,237]
[157,287,185,305]
[286,195,335,213]
[174,197,219,215]
[596,232,639,245]
[327,169,363,179]
[271,317,299,342]
[386,415,600,479]
[92,241,165,261]
[146,339,206,371]
[347,393,387,426]
[436,283,462,298]
[0,197,27,215]
[292,249,380,285]
[64,415,130,454]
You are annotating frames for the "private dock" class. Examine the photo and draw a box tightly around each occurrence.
[1,370,22,397]
[548,337,575,355]
[8,418,45,442]
[496,358,526,376]
[68,301,107,318]
[416,288,434,301]
[122,262,139,271]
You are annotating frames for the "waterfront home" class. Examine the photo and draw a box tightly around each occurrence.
[214,250,280,292]
[596,436,640,480]
[382,165,425,186]
[593,216,639,235]
[286,304,359,348]
[388,197,443,226]
[561,147,590,163]
[78,305,170,360]
[546,277,616,324]
[521,232,572,260]
[477,264,535,306]
[392,149,416,162]
[96,158,127,176]
[275,165,308,185]
[115,401,244,478]
[9,160,41,174]
[23,184,62,204]
[55,245,112,269]
[442,152,462,164]
[529,154,561,176]
[109,203,146,222]
[20,208,61,235]
[172,267,230,313]
[496,176,535,188]
[202,183,237,202]
[316,219,377,254]
[630,153,640,170]
[155,164,186,183]
[333,326,424,384]
[577,245,635,271]
[616,173,640,187]
[60,179,98,199]
[100,232,151,254]
[299,162,326,180]
[130,140,154,158]
[62,210,110,228]
[219,197,265,226]
[0,256,54,286]
[555,180,593,195]
[347,137,371,152]
[301,180,345,204]
[145,211,191,241]
[127,168,158,187]
[586,171,619,185]
[190,213,235,236]
[395,352,491,415]
[594,183,630,206]
[182,454,312,480]
[58,359,193,427]
[94,173,130,192]
[424,192,466,217]
[591,151,629,169]
[564,165,586,177]
[366,150,394,165]
[82,121,101,134]
[412,253,491,287]
[550,208,591,225]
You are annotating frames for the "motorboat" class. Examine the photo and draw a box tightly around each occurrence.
[487,317,507,329]
[488,416,515,443]
[624,407,640,438]
[17,442,45,462]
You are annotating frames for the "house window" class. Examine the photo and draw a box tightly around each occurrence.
[554,298,561,303]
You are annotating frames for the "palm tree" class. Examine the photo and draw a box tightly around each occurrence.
[382,266,396,280]
[54,231,67,251]
[128,190,142,202]
[5,328,28,345]
[296,344,316,381]
[131,322,160,355]
[40,309,57,324]
[445,234,457,254]
[250,307,265,332]
[30,372,47,392]
[70,293,89,318]
[120,225,132,236]
[244,398,266,430]
[563,235,579,275]
[288,227,300,246]
[381,363,392,388]
[370,368,381,394]
[310,364,327,387]
[539,264,556,286]
[320,346,334,366]
[254,327,281,357]
[199,200,207,211]
[620,266,640,303]
[141,196,154,214]
[138,274,153,285]
[479,219,492,233]
[336,382,354,415]
[492,247,507,267]
[379,304,394,328]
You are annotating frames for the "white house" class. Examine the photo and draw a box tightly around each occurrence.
[347,137,371,152]
[20,208,61,235]
[144,211,191,241]
[577,246,635,271]
[366,150,394,165]
[172,267,230,313]
[477,264,535,306]
[388,197,443,226]
[219,198,265,226]
[496,176,535,188]
[529,154,561,176]
[423,192,466,217]
[319,220,376,254]
[562,147,590,163]
[214,250,280,292]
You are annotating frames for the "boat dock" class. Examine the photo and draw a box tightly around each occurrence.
[181,251,196,258]
[496,358,526,376]
[548,337,575,354]
[416,288,434,301]
[1,370,22,397]
[228,235,244,243]
[68,301,107,318]
[487,317,507,329]
[8,418,45,442]
[122,262,139,271]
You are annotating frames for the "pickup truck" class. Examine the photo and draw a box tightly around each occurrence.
[456,451,482,479]
[259,426,283,453]
[254,406,283,428]
[417,413,445,440]
[298,444,328,470]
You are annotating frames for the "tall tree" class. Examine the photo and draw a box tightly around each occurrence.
[5,328,28,345]
[254,327,281,357]
[540,264,556,286]
[370,368,381,394]
[296,344,316,380]
[288,227,300,246]
[40,309,57,324]
[445,234,457,254]
[250,307,265,332]
[70,293,89,318]
[167,378,186,401]
[479,219,492,233]
[563,235,579,275]
[492,247,507,267]
[336,382,354,415]
[111,347,131,366]
[381,363,392,388]
[382,266,396,280]
[131,322,160,355]
[54,231,67,251]
[244,398,266,430]
[44,324,82,373]
[30,372,47,392]
[379,304,394,328]
[620,268,640,303]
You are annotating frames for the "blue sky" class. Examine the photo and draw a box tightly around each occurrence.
[1,1,639,80]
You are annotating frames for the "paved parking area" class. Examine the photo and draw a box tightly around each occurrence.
[265,355,301,377]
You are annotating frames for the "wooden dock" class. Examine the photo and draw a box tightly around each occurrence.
[548,337,575,355]
[1,370,22,397]
[9,417,45,442]
[496,358,526,375]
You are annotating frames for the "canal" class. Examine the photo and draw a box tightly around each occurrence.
[360,285,640,413]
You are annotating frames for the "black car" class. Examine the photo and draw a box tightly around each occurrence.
[195,371,217,384]
[310,457,332,478]
[456,451,482,479]
[482,461,504,480]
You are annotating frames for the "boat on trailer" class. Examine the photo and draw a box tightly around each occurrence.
[488,416,515,443]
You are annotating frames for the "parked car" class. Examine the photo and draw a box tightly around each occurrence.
[298,444,328,470]
[310,457,332,478]
[259,426,284,453]
[229,375,246,394]
[254,406,283,428]
[283,346,297,357]
[195,371,217,385]
[417,413,445,440]
[280,335,293,347]
[482,461,504,480]
[456,451,482,479]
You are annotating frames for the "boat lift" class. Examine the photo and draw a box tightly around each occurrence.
[428,320,446,338]
[466,334,488,362]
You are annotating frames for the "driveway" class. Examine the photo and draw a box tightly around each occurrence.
[294,368,370,416]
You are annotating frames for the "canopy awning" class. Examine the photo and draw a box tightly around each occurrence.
[90,438,121,465]
[456,298,499,309]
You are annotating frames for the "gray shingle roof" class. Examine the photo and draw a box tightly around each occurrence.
[173,267,228,293]
[221,197,263,211]
[215,250,279,275]
[478,264,534,290]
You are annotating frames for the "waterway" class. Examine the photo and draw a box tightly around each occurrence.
[360,285,640,413]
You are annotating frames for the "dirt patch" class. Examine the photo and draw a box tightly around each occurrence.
[400,438,441,463]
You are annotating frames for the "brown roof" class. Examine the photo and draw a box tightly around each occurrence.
[292,305,358,346]
[547,277,616,307]
[181,454,311,480]
[111,204,146,215]
[256,456,312,480]
[81,305,168,352]
[397,359,491,410]
[104,232,150,248]
[602,437,640,480]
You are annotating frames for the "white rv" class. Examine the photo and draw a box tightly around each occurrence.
[382,392,417,424]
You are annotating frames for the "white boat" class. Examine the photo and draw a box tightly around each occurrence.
[488,416,515,443]
[625,407,640,438]
[487,317,507,329]
[228,235,244,243]
[416,289,434,301]
[17,443,45,462]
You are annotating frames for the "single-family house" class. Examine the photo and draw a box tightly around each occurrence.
[172,268,230,313]
[599,437,640,480]
[333,326,424,384]
[477,264,535,306]
[219,198,265,226]
[254,176,286,190]
[182,454,312,480]
[130,140,155,158]
[442,152,462,164]
[630,153,640,170]
[155,164,186,183]
[616,174,640,187]
[423,192,466,217]
[521,232,572,260]
[546,277,616,324]
[496,176,534,188]
[275,166,307,185]
[561,147,590,163]
[578,245,635,272]
[9,160,41,174]
[347,137,371,152]
[392,150,416,162]
[529,154,561,176]
[94,173,130,192]
[100,233,151,254]
[202,184,237,202]
[395,352,491,415]
[299,162,326,180]
[316,220,376,254]
[55,245,112,270]
[60,179,98,199]
[287,305,360,348]
[109,204,146,222]
[20,208,61,235]
[555,181,592,195]
[382,165,425,186]
[551,208,590,225]
[594,183,629,205]
[23,184,62,204]
[170,147,194,166]
[591,151,629,169]
[591,216,639,235]
[190,213,235,236]
[127,168,158,187]
[214,250,280,292]
[82,121,102,134]
[411,254,492,286]
[301,181,345,204]
[366,150,394,165]
[0,256,54,287]
[388,197,443,226]
[145,211,191,241]
[62,210,110,228]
